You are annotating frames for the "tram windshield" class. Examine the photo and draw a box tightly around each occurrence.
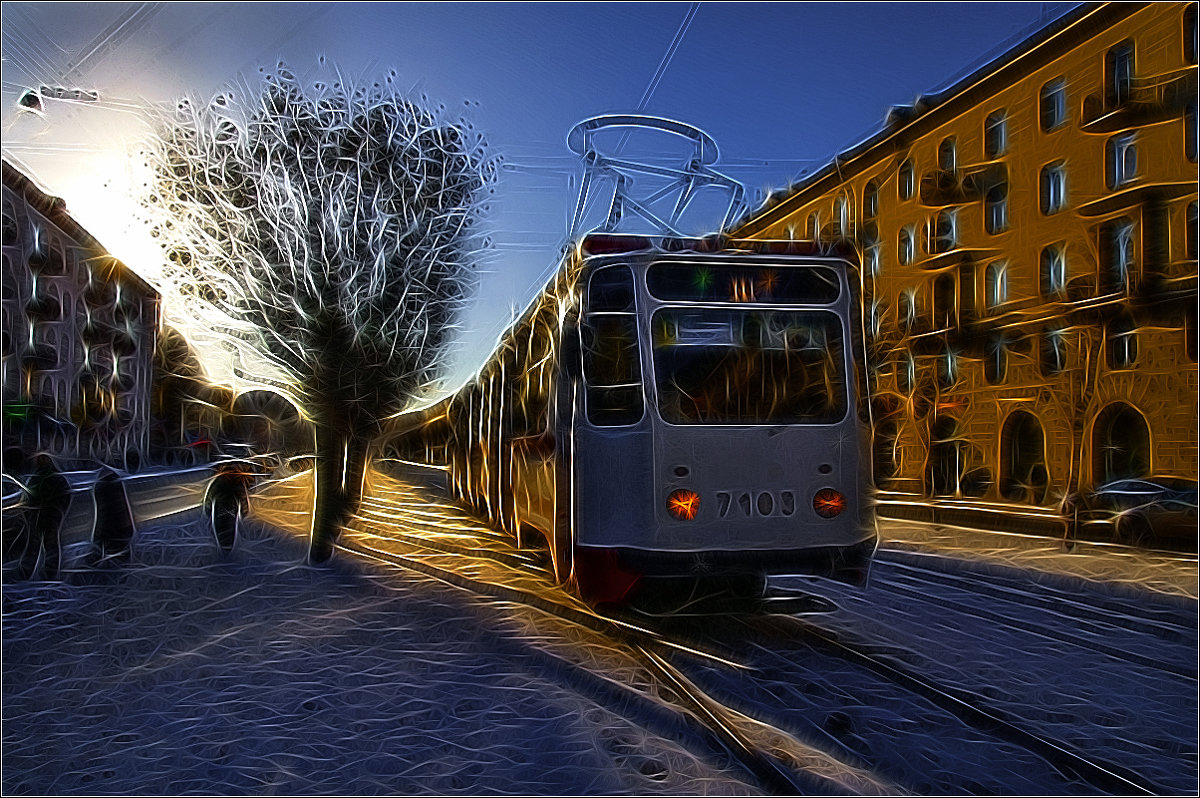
[651,309,847,425]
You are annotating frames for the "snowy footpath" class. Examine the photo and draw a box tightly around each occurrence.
[2,508,760,796]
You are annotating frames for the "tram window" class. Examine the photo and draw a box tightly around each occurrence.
[583,313,644,426]
[588,265,636,312]
[652,309,847,425]
[647,262,840,304]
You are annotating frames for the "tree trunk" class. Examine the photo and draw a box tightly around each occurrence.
[309,421,372,564]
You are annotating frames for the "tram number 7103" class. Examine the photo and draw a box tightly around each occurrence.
[715,490,797,518]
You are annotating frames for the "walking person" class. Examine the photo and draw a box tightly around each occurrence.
[18,453,70,580]
[91,466,136,564]
[204,460,254,554]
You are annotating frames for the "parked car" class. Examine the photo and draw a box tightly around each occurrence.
[2,473,31,560]
[1075,477,1198,549]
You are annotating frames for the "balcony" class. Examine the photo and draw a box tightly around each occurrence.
[1080,68,1198,134]
[919,162,1007,208]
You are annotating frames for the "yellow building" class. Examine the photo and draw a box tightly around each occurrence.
[733,2,1197,525]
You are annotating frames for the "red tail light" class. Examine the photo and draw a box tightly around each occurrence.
[813,488,846,518]
[666,488,701,521]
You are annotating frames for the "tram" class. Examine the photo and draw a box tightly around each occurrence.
[398,233,876,605]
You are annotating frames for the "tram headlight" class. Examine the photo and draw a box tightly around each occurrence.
[666,488,701,521]
[812,488,846,518]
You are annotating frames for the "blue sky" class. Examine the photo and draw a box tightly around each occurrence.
[2,2,1076,395]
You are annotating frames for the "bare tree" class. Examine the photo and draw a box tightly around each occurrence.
[139,65,495,562]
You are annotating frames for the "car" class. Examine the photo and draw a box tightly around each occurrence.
[1074,477,1198,549]
[2,473,31,561]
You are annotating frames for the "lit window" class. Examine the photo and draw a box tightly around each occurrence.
[835,194,850,236]
[806,212,819,240]
[985,183,1008,234]
[1040,161,1067,214]
[899,159,915,200]
[1040,244,1067,298]
[984,110,1007,158]
[899,226,915,265]
[985,260,1008,309]
[1106,134,1137,188]
[1040,78,1066,131]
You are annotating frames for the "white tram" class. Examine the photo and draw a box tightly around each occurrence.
[407,234,876,605]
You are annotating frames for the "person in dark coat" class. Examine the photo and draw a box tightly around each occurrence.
[204,461,254,554]
[18,453,70,580]
[91,466,136,563]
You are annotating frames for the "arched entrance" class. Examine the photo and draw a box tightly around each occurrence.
[1000,410,1048,503]
[1091,402,1150,485]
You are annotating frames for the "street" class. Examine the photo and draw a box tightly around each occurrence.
[2,464,1197,795]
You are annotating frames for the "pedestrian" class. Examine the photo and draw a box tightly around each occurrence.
[204,460,254,554]
[18,453,70,580]
[91,466,136,564]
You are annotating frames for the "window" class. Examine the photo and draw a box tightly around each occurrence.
[937,348,959,389]
[1187,104,1197,163]
[1040,78,1066,131]
[932,210,957,254]
[865,242,881,277]
[863,180,879,220]
[985,260,1008,310]
[898,289,917,332]
[1100,218,1136,292]
[1106,315,1138,369]
[1105,134,1137,188]
[1105,42,1134,107]
[861,224,881,277]
[1186,3,1197,65]
[938,137,957,172]
[985,183,1008,234]
[835,194,850,236]
[899,226,915,266]
[899,159,915,200]
[1040,328,1067,375]
[1188,201,1197,261]
[2,201,17,246]
[583,265,644,427]
[1040,161,1067,214]
[897,353,915,394]
[984,110,1007,158]
[868,300,883,339]
[985,336,1008,385]
[1040,244,1067,298]
[806,212,819,240]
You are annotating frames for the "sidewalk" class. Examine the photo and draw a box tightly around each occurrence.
[875,515,1199,602]
[2,505,762,796]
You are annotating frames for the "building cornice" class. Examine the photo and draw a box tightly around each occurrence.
[732,2,1147,238]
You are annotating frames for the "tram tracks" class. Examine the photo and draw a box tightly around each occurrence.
[256,471,1178,795]
[336,507,898,795]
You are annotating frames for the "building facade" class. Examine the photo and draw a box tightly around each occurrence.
[3,159,161,469]
[733,2,1198,512]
